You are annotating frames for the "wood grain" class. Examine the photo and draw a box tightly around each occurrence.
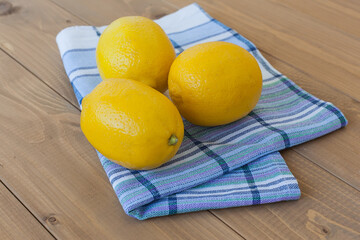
[50,0,176,26]
[0,181,54,240]
[0,50,243,239]
[269,0,360,38]
[211,149,360,240]
[0,0,81,107]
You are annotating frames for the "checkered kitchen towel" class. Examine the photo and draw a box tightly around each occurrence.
[56,3,347,220]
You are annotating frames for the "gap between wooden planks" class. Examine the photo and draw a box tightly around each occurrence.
[0,0,358,238]
[0,180,55,240]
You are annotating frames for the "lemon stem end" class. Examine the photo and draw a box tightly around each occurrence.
[168,134,178,146]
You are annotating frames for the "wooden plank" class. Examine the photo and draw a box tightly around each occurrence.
[0,0,176,108]
[0,50,243,239]
[0,181,55,240]
[50,0,176,26]
[50,0,360,189]
[0,0,80,107]
[268,0,360,38]
[211,149,360,240]
[330,0,360,13]
[164,0,360,101]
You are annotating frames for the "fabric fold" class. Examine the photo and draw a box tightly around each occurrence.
[56,3,346,220]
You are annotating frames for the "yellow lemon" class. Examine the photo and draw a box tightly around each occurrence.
[168,41,262,127]
[96,16,175,92]
[80,78,184,170]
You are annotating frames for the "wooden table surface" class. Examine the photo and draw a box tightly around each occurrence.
[0,0,359,239]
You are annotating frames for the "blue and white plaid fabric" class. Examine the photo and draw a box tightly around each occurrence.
[56,3,347,220]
